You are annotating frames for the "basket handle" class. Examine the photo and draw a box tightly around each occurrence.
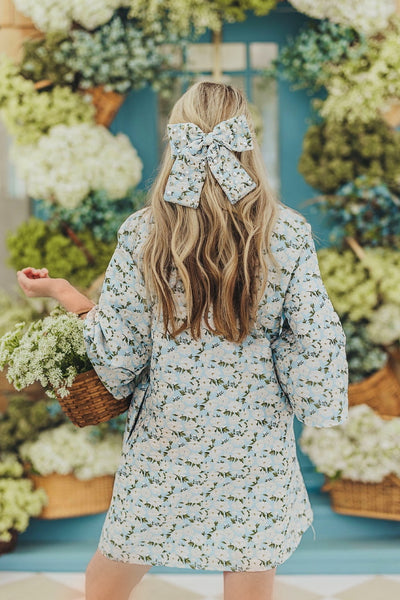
[321,477,336,492]
[386,473,400,487]
[345,236,366,261]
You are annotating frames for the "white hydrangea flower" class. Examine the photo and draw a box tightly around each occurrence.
[11,123,143,209]
[299,404,400,483]
[289,0,396,35]
[14,0,127,32]
[19,424,123,479]
[366,304,400,346]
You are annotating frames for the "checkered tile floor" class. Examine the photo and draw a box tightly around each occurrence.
[0,572,399,599]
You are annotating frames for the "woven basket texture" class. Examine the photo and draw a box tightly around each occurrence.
[322,475,400,521]
[29,472,115,519]
[56,368,129,427]
[85,86,125,127]
[348,362,400,418]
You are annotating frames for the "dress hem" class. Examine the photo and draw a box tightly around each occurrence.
[96,516,314,573]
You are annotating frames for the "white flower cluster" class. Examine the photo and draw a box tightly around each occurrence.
[12,123,143,209]
[0,453,23,478]
[289,0,396,35]
[366,303,400,347]
[0,453,47,541]
[0,310,91,398]
[14,0,127,32]
[19,424,123,480]
[300,404,400,483]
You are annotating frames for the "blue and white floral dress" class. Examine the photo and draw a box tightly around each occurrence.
[83,203,348,572]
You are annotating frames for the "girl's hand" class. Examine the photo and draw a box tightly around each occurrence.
[17,267,62,298]
[16,267,95,316]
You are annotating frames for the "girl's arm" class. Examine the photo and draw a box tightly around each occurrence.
[271,221,349,428]
[17,267,95,317]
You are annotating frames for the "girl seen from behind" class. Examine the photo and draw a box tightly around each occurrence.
[17,81,349,600]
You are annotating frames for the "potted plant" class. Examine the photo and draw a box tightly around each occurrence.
[19,423,122,518]
[0,453,47,554]
[299,404,400,520]
[0,395,66,454]
[316,245,400,417]
[0,307,129,426]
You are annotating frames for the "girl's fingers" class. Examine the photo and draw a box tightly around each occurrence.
[20,267,49,279]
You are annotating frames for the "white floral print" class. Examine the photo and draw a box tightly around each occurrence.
[82,203,348,572]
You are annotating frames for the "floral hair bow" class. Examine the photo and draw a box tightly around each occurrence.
[164,114,257,208]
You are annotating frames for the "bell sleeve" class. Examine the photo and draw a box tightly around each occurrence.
[82,216,152,400]
[271,221,349,428]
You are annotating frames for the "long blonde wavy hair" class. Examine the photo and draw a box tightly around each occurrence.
[142,81,281,344]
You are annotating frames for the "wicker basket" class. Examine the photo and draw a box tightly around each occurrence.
[84,86,125,127]
[348,362,400,418]
[29,472,115,519]
[322,474,400,521]
[56,368,129,427]
[0,529,18,555]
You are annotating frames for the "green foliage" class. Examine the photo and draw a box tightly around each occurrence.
[298,118,400,194]
[317,246,400,323]
[126,0,277,36]
[0,57,94,146]
[215,0,278,22]
[20,33,71,85]
[37,189,147,243]
[341,317,387,383]
[21,13,183,95]
[0,57,31,108]
[0,452,47,541]
[272,20,368,92]
[311,177,400,248]
[7,218,115,290]
[319,20,400,123]
[0,396,66,453]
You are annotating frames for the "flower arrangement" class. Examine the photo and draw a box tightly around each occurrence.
[0,56,31,108]
[0,308,92,399]
[0,396,66,453]
[0,57,95,146]
[126,0,278,36]
[317,246,400,324]
[299,404,400,483]
[20,33,71,87]
[272,20,367,93]
[311,178,400,248]
[19,423,122,480]
[36,189,147,243]
[15,0,278,36]
[21,13,183,96]
[0,453,47,542]
[341,318,387,383]
[318,21,400,123]
[366,304,400,350]
[7,218,115,289]
[288,0,396,36]
[298,118,400,194]
[14,0,125,32]
[11,123,143,208]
